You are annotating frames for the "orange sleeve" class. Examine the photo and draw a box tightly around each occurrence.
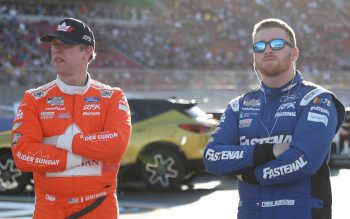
[72,89,131,163]
[11,92,81,173]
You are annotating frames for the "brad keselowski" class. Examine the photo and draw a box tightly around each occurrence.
[203,72,345,219]
[11,74,131,218]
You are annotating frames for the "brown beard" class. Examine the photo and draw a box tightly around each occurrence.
[257,53,292,77]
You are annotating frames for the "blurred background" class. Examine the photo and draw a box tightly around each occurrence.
[1,0,349,110]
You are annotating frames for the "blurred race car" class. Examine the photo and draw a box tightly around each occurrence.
[330,107,350,167]
[0,98,217,194]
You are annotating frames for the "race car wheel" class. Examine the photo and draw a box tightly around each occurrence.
[139,147,185,191]
[0,153,31,195]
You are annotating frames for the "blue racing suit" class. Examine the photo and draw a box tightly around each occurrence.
[203,72,345,219]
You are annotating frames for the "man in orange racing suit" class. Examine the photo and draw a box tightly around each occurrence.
[11,18,131,219]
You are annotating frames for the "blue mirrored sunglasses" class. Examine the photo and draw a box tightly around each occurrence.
[253,39,293,53]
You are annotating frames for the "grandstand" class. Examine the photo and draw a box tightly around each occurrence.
[0,0,349,110]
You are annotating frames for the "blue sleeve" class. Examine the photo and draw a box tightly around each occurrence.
[203,98,257,175]
[253,93,341,186]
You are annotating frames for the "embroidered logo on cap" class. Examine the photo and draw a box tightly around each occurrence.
[57,22,75,32]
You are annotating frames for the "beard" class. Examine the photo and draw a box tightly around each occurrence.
[256,53,293,77]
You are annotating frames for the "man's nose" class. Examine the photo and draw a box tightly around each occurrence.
[264,43,273,53]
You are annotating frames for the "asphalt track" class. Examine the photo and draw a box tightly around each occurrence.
[0,169,349,219]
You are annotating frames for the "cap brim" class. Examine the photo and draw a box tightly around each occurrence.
[40,33,79,45]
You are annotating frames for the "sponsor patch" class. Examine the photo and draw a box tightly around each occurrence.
[261,199,295,207]
[313,97,320,104]
[312,97,331,106]
[12,122,22,131]
[15,109,23,120]
[280,94,300,102]
[240,135,292,145]
[263,156,307,179]
[58,112,71,119]
[121,94,127,102]
[47,97,64,106]
[205,148,244,161]
[32,90,46,100]
[300,88,327,106]
[84,97,100,103]
[101,90,113,98]
[239,119,252,128]
[68,198,79,204]
[307,112,328,126]
[81,132,118,141]
[229,98,239,112]
[83,112,100,116]
[277,102,296,111]
[40,112,54,120]
[46,194,56,202]
[241,107,260,111]
[83,104,100,110]
[240,112,258,118]
[119,103,129,112]
[310,106,330,116]
[274,112,296,118]
[45,106,65,111]
[243,98,260,107]
[12,133,22,146]
[16,151,59,166]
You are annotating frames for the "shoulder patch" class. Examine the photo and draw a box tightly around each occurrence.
[300,88,329,106]
[101,90,114,98]
[229,97,240,112]
[29,89,48,100]
[26,80,56,100]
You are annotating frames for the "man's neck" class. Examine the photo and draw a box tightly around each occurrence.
[58,73,88,86]
[262,69,295,88]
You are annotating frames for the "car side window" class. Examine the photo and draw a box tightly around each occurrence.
[128,100,171,123]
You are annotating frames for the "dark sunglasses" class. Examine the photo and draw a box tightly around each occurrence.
[253,39,293,53]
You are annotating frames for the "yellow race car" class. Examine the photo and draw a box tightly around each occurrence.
[0,98,217,194]
[121,98,217,191]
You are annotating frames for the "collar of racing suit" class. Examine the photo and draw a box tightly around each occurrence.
[260,71,303,97]
[56,73,92,95]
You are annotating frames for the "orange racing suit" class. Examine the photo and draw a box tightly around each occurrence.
[11,75,131,219]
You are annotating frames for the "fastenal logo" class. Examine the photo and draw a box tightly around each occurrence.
[239,135,292,145]
[263,156,307,179]
[205,148,244,161]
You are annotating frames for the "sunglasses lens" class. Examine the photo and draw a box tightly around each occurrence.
[270,39,285,50]
[253,41,266,53]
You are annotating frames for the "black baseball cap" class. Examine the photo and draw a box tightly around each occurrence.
[40,18,95,49]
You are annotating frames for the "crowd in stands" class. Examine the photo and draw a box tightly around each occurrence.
[1,0,350,90]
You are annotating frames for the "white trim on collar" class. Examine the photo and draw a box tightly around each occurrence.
[56,73,92,95]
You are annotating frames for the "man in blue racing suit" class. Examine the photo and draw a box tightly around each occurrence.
[203,18,345,219]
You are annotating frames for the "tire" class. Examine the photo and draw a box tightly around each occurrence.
[139,147,185,191]
[0,153,31,195]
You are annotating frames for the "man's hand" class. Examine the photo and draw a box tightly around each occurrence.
[273,143,290,157]
[42,123,82,152]
[57,123,82,152]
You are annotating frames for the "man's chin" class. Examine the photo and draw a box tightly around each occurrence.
[260,68,280,77]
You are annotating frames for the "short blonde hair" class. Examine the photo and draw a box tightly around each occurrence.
[252,18,296,48]
[80,45,96,63]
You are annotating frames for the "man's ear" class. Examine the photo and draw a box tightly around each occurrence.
[291,47,299,61]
